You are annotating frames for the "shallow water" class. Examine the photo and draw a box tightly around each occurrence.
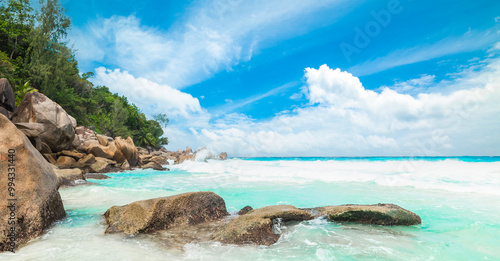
[2,158,500,260]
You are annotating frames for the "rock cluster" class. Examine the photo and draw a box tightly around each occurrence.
[103,192,422,247]
[0,78,230,252]
[11,92,76,152]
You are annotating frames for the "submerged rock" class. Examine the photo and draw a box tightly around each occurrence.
[317,204,421,226]
[213,205,314,246]
[104,192,228,235]
[0,114,66,252]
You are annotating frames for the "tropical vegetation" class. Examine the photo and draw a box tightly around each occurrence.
[0,0,168,148]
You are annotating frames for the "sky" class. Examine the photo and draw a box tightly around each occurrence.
[63,0,500,156]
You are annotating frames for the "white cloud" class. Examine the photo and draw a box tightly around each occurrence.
[185,56,500,156]
[348,27,500,77]
[71,0,348,88]
[382,75,435,94]
[94,67,203,119]
[211,81,298,116]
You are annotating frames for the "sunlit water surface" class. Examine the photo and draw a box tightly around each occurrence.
[1,157,500,260]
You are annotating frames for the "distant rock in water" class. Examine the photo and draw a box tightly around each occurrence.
[84,173,111,180]
[53,168,85,187]
[141,161,166,171]
[219,152,227,160]
[0,114,66,252]
[315,204,421,226]
[237,206,253,215]
[11,92,75,152]
[213,205,314,246]
[104,192,228,235]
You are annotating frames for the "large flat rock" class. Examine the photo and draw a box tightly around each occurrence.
[104,192,228,235]
[316,203,421,226]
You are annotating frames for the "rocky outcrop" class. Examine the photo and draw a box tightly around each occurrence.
[120,160,131,170]
[72,154,96,169]
[60,150,84,160]
[84,173,110,180]
[56,156,76,169]
[219,152,227,160]
[213,205,314,246]
[86,144,114,159]
[113,137,139,166]
[53,168,85,187]
[176,154,195,164]
[0,106,12,119]
[0,114,66,252]
[104,192,228,235]
[141,161,166,171]
[149,156,169,165]
[315,204,421,226]
[75,126,98,151]
[0,78,15,118]
[11,92,75,152]
[89,157,118,173]
[96,134,109,146]
[237,206,253,215]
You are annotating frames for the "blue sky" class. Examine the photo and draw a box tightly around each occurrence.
[64,0,500,156]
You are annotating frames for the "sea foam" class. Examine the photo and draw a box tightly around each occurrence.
[173,158,500,196]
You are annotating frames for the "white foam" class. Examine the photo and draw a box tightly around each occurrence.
[174,158,500,196]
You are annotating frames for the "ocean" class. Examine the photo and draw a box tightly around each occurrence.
[2,157,500,260]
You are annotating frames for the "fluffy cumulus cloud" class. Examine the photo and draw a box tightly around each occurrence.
[188,56,500,157]
[72,0,344,88]
[94,67,204,119]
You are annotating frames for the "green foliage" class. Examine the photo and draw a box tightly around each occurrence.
[0,0,169,148]
[0,50,14,79]
[14,80,36,106]
[153,113,169,128]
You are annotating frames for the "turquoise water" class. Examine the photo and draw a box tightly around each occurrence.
[241,156,500,162]
[1,157,500,260]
